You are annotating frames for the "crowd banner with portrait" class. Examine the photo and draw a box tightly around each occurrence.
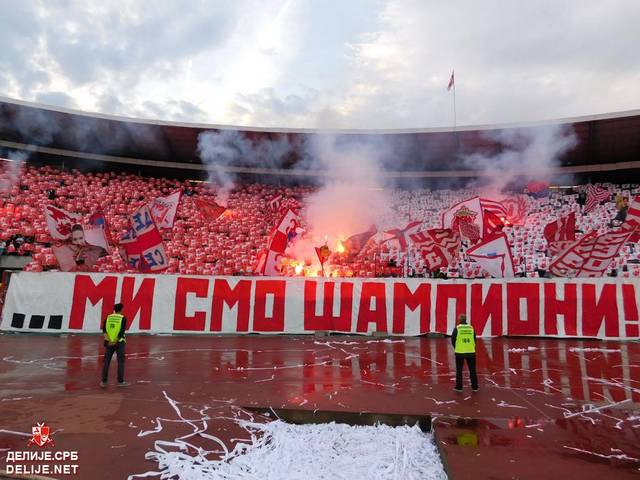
[44,205,109,272]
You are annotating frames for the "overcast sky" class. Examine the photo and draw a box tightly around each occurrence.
[1,0,639,129]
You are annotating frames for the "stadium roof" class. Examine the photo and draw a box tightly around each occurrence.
[0,96,639,178]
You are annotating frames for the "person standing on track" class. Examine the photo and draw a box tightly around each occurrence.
[100,303,129,388]
[451,313,478,392]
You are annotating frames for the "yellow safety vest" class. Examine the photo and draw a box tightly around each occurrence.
[455,324,475,354]
[104,313,125,344]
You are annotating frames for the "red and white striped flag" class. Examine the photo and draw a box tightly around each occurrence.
[624,195,640,242]
[585,184,610,213]
[442,196,508,242]
[384,220,422,252]
[543,212,576,244]
[466,233,515,278]
[549,228,634,277]
[409,228,460,271]
[501,195,528,225]
[447,70,455,91]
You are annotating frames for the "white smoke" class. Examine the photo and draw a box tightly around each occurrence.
[197,129,296,205]
[463,124,577,195]
[0,151,27,194]
[304,135,392,241]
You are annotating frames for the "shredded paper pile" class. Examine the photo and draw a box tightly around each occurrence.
[132,413,447,480]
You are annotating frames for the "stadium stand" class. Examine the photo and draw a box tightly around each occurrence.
[0,162,637,278]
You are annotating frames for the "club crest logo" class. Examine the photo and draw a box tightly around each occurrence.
[28,422,55,447]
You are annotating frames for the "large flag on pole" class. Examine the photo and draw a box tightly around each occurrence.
[256,209,301,276]
[195,198,226,220]
[409,228,460,271]
[466,233,515,278]
[119,205,168,272]
[149,190,181,229]
[549,228,634,277]
[44,205,81,240]
[543,212,576,243]
[343,225,377,258]
[384,221,422,252]
[442,197,508,242]
[447,70,455,91]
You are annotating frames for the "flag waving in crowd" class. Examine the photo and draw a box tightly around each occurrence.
[119,205,168,272]
[148,190,181,229]
[409,228,460,271]
[584,184,610,213]
[549,228,635,277]
[466,233,515,278]
[195,197,226,220]
[384,221,422,252]
[343,225,377,258]
[256,209,301,276]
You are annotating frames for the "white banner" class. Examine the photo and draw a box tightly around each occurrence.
[1,272,640,339]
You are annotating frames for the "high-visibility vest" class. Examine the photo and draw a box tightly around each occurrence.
[104,313,125,344]
[454,323,475,354]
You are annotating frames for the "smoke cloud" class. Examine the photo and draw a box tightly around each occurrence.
[462,124,578,195]
[0,151,27,194]
[197,129,297,205]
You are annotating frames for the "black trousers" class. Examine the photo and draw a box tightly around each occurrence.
[102,342,125,383]
[455,354,478,390]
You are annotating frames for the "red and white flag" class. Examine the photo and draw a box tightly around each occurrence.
[480,198,509,219]
[626,195,640,228]
[549,228,634,278]
[256,209,301,276]
[119,206,168,272]
[268,194,283,212]
[255,249,284,276]
[482,210,505,237]
[44,205,81,240]
[443,197,507,242]
[501,195,528,225]
[585,184,610,213]
[195,198,226,220]
[447,70,455,91]
[149,190,181,229]
[466,233,515,278]
[84,212,110,251]
[384,221,422,252]
[623,195,640,242]
[343,225,377,258]
[409,228,460,271]
[543,212,576,244]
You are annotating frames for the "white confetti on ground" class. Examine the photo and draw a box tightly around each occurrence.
[568,347,619,353]
[130,401,447,480]
[507,347,539,353]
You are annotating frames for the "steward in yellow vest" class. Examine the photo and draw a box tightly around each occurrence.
[100,303,128,388]
[451,314,478,392]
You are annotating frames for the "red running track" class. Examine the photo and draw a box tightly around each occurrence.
[0,333,639,479]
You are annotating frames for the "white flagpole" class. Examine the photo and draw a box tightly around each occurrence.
[452,70,457,130]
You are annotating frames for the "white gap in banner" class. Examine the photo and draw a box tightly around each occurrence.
[264,292,275,320]
[519,297,529,324]
[447,297,459,334]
